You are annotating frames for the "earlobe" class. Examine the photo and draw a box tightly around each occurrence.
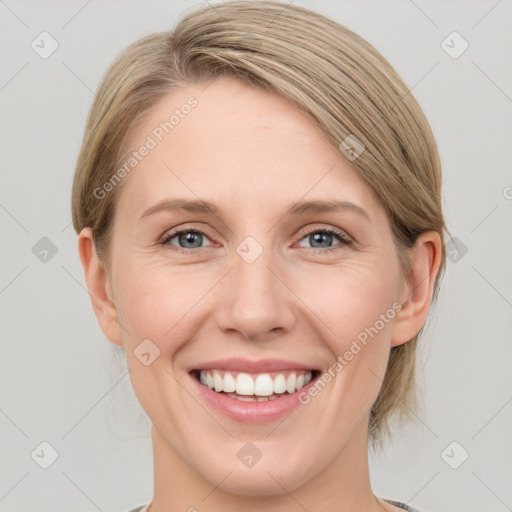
[78,227,123,346]
[390,231,442,348]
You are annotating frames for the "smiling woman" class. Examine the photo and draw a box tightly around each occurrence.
[71,1,447,511]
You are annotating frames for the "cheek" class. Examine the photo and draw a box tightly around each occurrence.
[304,263,397,342]
[115,261,214,349]
[116,253,398,349]
[114,263,204,419]
[298,263,398,405]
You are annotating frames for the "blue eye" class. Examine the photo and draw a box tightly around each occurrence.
[161,229,213,252]
[160,226,352,255]
[297,227,352,253]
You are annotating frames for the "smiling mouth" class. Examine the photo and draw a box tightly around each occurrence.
[190,369,321,402]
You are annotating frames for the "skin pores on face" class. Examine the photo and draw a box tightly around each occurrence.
[105,77,408,505]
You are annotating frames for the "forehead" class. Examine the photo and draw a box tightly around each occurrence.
[117,77,381,219]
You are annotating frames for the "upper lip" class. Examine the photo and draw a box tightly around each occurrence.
[189,358,319,374]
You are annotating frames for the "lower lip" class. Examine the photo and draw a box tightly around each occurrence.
[189,372,319,424]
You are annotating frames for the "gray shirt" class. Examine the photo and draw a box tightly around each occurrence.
[128,498,423,511]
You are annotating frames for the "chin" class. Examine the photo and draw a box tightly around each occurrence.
[200,456,313,497]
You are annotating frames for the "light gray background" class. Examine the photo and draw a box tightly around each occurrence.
[1,1,511,511]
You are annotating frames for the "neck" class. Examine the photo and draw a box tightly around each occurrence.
[148,417,395,512]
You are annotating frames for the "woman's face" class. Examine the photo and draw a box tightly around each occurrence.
[100,77,411,494]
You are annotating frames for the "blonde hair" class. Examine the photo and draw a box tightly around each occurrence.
[71,0,448,448]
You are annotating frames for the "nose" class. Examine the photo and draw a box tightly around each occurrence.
[215,248,297,342]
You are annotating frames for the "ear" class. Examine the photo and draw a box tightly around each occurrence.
[78,227,123,346]
[390,231,442,347]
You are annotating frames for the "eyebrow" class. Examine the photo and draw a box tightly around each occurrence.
[139,198,371,223]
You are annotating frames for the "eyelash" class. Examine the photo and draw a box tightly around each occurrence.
[159,225,353,256]
[296,226,353,254]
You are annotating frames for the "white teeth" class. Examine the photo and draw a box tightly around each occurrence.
[213,370,223,392]
[226,393,280,402]
[223,372,236,392]
[235,373,255,395]
[254,374,274,396]
[229,393,257,402]
[198,369,314,396]
[286,373,296,394]
[273,374,287,394]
